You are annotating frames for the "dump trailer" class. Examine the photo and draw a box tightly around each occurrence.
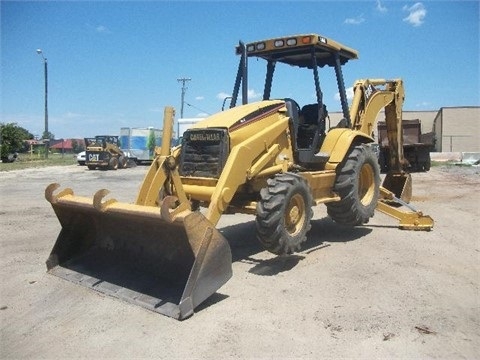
[45,33,433,320]
[378,119,435,172]
[85,135,128,170]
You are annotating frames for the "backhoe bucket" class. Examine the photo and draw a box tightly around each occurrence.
[381,171,412,203]
[45,184,232,320]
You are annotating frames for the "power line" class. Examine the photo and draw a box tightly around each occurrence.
[185,102,211,116]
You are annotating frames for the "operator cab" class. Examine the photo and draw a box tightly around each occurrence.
[231,34,358,166]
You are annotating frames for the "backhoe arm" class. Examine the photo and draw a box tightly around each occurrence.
[350,79,404,164]
[349,79,433,230]
[349,79,411,196]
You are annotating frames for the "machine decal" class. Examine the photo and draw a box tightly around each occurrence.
[230,103,284,131]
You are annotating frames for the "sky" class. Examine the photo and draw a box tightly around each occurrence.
[1,0,479,139]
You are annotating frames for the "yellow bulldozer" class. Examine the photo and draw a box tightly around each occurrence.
[45,33,433,320]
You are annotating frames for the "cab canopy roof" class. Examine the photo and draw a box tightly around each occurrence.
[242,33,359,68]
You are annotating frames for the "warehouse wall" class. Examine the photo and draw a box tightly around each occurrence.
[436,107,480,152]
[327,106,479,152]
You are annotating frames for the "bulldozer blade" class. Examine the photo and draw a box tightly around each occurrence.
[45,183,232,320]
[381,171,412,203]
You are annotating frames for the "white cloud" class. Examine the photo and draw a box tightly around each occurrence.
[95,25,111,34]
[247,89,261,100]
[217,92,231,100]
[403,2,426,27]
[217,89,261,102]
[195,96,204,101]
[416,101,431,108]
[344,14,365,25]
[64,112,82,119]
[334,87,354,101]
[85,23,112,34]
[376,0,387,13]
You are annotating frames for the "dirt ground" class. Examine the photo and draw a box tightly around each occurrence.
[0,163,479,359]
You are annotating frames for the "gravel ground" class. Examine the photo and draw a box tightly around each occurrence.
[0,164,479,359]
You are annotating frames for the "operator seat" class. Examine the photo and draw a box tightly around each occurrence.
[297,103,325,149]
[300,104,319,126]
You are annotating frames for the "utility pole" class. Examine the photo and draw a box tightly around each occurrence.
[177,77,191,119]
[36,49,49,158]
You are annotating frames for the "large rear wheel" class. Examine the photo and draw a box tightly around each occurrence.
[108,157,119,170]
[326,144,380,226]
[256,173,313,255]
[118,155,127,169]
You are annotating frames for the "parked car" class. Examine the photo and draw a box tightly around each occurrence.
[77,151,86,165]
[1,152,18,163]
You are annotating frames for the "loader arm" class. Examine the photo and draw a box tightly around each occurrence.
[204,113,292,225]
[135,107,190,216]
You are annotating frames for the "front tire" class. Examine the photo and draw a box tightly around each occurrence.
[326,144,380,226]
[256,173,313,255]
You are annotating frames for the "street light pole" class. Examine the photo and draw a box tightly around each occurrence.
[36,49,49,158]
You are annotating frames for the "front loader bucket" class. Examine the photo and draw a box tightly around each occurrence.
[381,171,412,203]
[45,184,232,320]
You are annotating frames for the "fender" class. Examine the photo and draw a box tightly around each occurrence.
[320,128,374,170]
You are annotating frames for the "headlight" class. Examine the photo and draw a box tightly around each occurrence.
[286,38,297,46]
[256,42,266,50]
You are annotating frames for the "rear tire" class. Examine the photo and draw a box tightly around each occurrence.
[108,157,119,170]
[326,144,380,226]
[118,155,127,168]
[256,173,313,255]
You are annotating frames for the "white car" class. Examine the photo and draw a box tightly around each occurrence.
[77,151,86,165]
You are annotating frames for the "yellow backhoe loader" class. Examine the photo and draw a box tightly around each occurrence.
[45,33,433,320]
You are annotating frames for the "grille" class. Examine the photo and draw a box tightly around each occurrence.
[179,129,229,178]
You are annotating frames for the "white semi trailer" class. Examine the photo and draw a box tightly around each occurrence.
[120,127,162,164]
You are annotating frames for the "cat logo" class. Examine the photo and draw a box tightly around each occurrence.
[189,132,221,142]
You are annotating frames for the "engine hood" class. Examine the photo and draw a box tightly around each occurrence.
[189,100,286,132]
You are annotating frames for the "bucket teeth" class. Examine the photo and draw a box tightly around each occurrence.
[45,183,73,204]
[160,196,191,222]
[93,189,117,211]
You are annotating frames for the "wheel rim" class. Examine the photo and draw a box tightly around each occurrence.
[359,162,375,205]
[285,194,306,236]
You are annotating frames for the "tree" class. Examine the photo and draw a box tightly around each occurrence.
[71,139,85,153]
[42,130,55,140]
[147,129,156,158]
[0,123,34,162]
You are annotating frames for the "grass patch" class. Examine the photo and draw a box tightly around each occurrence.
[0,153,77,171]
[431,160,475,168]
